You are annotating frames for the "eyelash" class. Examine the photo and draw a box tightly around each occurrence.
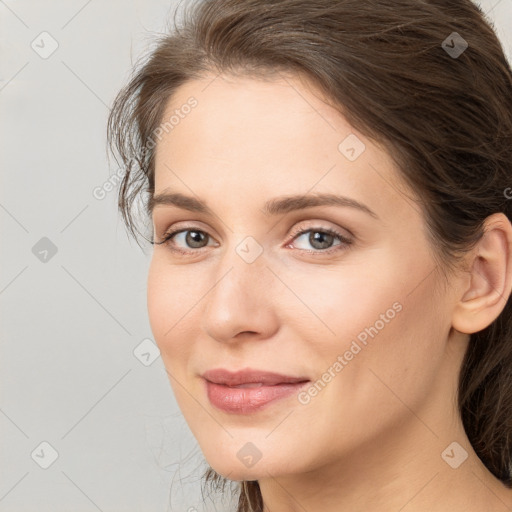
[152,224,353,256]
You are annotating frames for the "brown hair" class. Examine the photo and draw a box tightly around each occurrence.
[107,0,512,509]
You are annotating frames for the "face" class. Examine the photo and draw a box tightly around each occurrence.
[147,72,461,480]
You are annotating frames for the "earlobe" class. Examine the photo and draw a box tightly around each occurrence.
[452,213,512,335]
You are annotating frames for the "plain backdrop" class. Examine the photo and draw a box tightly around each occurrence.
[1,0,511,511]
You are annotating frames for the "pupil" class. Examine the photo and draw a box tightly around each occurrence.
[311,232,333,249]
[187,231,205,248]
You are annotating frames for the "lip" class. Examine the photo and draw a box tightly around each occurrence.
[201,368,310,414]
[202,368,309,386]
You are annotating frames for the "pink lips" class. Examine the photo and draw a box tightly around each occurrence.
[202,368,310,414]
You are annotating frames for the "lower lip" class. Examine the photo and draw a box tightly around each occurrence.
[204,380,310,414]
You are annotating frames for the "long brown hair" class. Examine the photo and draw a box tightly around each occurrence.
[107,0,512,509]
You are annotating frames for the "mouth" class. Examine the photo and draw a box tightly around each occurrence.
[201,368,310,386]
[224,382,266,388]
[201,368,310,414]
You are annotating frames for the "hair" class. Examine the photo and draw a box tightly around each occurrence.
[107,0,512,509]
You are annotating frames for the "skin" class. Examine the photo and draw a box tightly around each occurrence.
[147,71,512,512]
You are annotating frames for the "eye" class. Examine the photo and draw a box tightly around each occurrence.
[153,227,217,254]
[152,224,353,256]
[287,226,353,255]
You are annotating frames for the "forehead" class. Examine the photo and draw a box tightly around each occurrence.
[152,73,416,221]
[157,72,350,155]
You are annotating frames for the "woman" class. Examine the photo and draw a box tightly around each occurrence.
[107,0,512,510]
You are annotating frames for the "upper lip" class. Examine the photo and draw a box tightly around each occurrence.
[202,368,310,386]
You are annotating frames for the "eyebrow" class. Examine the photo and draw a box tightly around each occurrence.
[148,191,379,219]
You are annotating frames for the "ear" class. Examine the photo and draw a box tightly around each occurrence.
[452,213,512,334]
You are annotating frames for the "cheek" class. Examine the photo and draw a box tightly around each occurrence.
[147,258,204,417]
[319,273,446,419]
[146,258,196,363]
[285,248,447,389]
[277,256,402,351]
[147,260,171,339]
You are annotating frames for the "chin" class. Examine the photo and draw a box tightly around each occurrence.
[205,446,298,482]
[205,458,260,481]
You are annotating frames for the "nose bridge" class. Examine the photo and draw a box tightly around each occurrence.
[201,234,276,341]
[215,232,270,295]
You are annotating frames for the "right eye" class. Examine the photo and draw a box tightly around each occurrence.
[154,227,218,254]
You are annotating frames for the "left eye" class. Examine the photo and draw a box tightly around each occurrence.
[289,228,352,253]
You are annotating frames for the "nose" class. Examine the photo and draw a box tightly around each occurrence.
[201,243,279,344]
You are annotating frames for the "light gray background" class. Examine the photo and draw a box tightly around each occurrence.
[1,1,511,511]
